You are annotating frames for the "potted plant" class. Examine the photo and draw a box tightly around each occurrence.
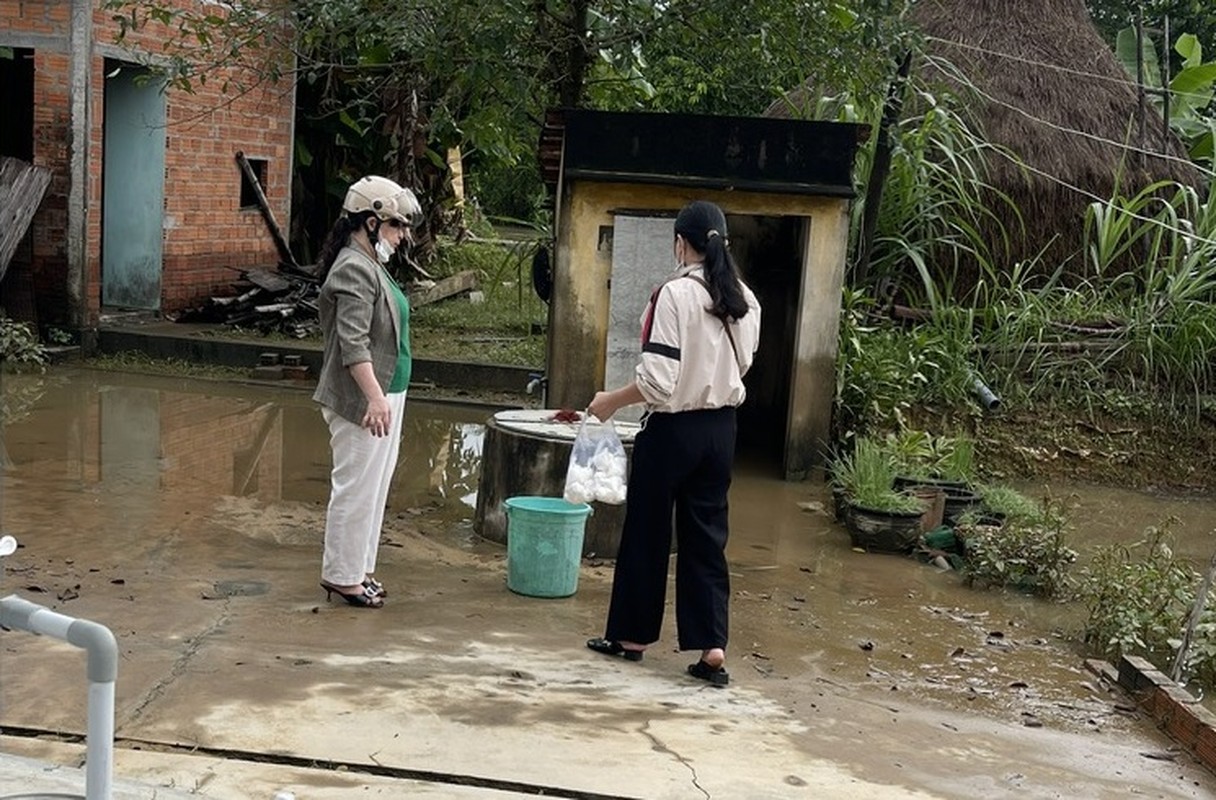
[828,444,858,521]
[891,433,980,523]
[976,484,1042,526]
[837,437,927,553]
[892,433,970,489]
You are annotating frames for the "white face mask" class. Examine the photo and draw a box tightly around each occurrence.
[374,238,395,264]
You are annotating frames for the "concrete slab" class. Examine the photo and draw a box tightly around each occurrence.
[0,737,543,798]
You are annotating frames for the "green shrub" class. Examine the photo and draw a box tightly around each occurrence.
[834,291,981,442]
[977,484,1042,524]
[1075,524,1216,688]
[884,430,977,483]
[832,436,924,514]
[959,493,1077,597]
[0,316,48,370]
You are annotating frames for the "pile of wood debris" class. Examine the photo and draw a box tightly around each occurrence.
[172,266,480,338]
[172,267,322,338]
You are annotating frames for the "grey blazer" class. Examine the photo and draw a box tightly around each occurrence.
[312,245,403,424]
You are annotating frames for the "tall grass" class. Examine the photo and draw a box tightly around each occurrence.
[860,85,1021,310]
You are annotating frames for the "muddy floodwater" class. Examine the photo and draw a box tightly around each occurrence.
[3,366,1216,797]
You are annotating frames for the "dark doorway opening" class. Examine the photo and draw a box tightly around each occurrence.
[0,47,38,324]
[729,214,805,476]
[0,48,34,161]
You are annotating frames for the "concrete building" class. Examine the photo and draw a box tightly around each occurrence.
[539,109,867,478]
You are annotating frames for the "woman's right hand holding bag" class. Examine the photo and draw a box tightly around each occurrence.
[563,412,628,505]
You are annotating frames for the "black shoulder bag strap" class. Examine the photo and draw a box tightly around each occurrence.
[682,274,742,370]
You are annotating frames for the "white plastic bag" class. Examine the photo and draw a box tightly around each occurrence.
[563,414,628,505]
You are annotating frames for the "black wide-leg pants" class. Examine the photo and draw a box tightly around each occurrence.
[604,406,736,651]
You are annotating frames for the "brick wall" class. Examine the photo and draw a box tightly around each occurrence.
[1,0,295,325]
[1114,655,1216,775]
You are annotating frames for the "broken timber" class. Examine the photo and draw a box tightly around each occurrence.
[235,151,299,270]
[0,156,53,284]
[408,270,479,307]
[176,264,477,338]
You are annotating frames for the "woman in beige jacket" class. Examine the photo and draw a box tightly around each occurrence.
[586,200,761,685]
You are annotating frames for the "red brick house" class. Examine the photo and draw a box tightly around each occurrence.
[0,1,294,332]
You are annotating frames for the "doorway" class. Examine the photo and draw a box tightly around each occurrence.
[101,59,165,310]
[0,48,34,161]
[0,47,37,322]
[604,212,806,477]
[729,214,804,475]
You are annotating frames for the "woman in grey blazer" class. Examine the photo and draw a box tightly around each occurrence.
[312,175,421,608]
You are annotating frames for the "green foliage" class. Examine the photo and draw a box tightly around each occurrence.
[936,436,976,482]
[428,239,516,281]
[971,179,1216,413]
[833,290,979,441]
[1075,524,1216,687]
[883,429,977,482]
[865,86,1021,306]
[411,239,547,367]
[834,174,1216,439]
[959,494,1078,597]
[1088,0,1216,66]
[46,328,74,346]
[1114,23,1216,165]
[635,0,904,117]
[99,0,916,245]
[976,485,1043,524]
[831,435,926,514]
[0,317,48,371]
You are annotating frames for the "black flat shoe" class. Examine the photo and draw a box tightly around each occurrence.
[687,659,729,686]
[320,581,384,609]
[586,637,644,662]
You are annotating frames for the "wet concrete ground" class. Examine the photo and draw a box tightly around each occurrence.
[2,366,1215,798]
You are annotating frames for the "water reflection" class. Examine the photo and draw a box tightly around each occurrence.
[0,368,490,522]
[4,367,1214,561]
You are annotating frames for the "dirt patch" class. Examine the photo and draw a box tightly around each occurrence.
[910,403,1216,495]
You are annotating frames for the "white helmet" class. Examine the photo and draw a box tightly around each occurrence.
[342,175,421,224]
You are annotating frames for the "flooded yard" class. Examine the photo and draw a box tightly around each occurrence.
[2,365,1215,797]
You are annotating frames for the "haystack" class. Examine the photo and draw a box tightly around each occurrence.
[770,0,1204,272]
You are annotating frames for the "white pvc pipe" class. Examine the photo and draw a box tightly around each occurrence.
[0,594,117,800]
[86,681,115,800]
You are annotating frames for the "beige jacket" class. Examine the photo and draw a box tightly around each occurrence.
[635,264,761,413]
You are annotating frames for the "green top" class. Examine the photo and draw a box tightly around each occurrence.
[383,267,412,393]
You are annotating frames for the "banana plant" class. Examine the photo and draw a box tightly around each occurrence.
[1116,27,1216,166]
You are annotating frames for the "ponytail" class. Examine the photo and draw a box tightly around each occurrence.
[315,211,374,282]
[702,234,749,321]
[674,200,750,321]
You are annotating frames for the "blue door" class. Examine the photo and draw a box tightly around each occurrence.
[102,63,165,310]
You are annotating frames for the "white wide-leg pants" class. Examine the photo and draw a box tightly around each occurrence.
[321,391,407,585]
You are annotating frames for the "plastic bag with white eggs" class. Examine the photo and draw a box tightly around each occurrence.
[563,414,628,505]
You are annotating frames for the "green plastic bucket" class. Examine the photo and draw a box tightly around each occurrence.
[504,496,592,598]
